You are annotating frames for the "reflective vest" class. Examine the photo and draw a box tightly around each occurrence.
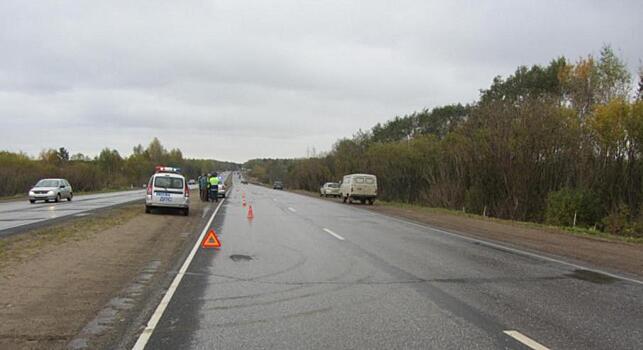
[209,177,220,187]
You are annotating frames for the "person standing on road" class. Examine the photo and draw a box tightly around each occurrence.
[198,174,208,201]
[209,172,220,202]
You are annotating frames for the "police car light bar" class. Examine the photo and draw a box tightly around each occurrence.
[155,165,182,173]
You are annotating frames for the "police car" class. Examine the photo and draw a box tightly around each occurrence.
[145,166,190,216]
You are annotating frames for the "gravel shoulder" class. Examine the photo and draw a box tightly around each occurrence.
[294,190,643,279]
[0,189,212,350]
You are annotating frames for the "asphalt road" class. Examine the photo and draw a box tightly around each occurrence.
[0,189,146,236]
[140,176,643,350]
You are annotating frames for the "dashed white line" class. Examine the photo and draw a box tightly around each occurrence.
[323,228,345,241]
[288,207,296,213]
[503,330,549,350]
[131,199,225,350]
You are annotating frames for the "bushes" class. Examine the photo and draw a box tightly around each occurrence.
[545,188,602,228]
[602,205,643,238]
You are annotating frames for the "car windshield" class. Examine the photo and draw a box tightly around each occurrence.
[154,177,184,189]
[35,179,59,187]
[328,183,339,188]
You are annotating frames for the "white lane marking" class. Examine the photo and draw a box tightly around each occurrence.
[378,213,643,286]
[288,207,296,213]
[285,189,643,286]
[132,199,225,350]
[323,228,345,241]
[503,330,549,350]
[201,207,210,218]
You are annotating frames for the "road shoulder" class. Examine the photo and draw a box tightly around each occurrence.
[0,190,212,350]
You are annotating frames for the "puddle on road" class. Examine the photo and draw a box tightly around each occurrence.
[230,254,253,262]
[566,269,617,284]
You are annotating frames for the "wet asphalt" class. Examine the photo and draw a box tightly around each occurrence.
[0,189,146,236]
[144,177,643,349]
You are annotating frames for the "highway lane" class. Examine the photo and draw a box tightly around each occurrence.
[0,189,146,236]
[140,177,643,349]
[0,172,231,236]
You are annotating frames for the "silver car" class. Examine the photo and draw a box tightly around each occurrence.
[320,182,340,197]
[29,178,73,203]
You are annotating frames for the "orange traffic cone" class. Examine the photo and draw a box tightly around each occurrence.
[247,205,254,219]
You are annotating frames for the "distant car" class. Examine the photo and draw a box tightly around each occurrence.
[241,179,248,184]
[218,182,226,198]
[320,182,340,197]
[145,166,190,216]
[340,174,377,205]
[188,179,196,185]
[28,178,73,203]
[273,181,284,190]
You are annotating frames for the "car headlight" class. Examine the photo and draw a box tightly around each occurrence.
[29,191,34,195]
[47,190,54,194]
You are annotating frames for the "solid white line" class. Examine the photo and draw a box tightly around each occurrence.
[131,199,225,350]
[323,228,345,241]
[288,207,296,212]
[380,214,643,286]
[503,330,549,350]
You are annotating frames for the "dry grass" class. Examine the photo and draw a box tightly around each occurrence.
[0,204,142,269]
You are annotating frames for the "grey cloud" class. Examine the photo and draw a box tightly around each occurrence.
[1,0,641,162]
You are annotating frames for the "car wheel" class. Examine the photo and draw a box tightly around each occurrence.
[368,199,374,205]
[68,193,73,201]
[145,206,151,214]
[29,200,35,204]
[360,199,365,204]
[55,194,61,203]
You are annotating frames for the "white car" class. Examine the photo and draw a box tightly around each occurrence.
[218,182,226,198]
[320,182,340,197]
[145,166,190,216]
[340,174,377,205]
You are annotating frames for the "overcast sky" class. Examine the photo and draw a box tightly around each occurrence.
[1,1,641,163]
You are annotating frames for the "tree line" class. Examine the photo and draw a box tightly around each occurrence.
[245,46,643,237]
[0,137,239,196]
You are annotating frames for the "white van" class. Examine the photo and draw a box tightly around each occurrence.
[340,174,377,205]
[145,166,190,216]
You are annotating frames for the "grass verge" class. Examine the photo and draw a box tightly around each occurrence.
[376,200,643,244]
[0,204,142,270]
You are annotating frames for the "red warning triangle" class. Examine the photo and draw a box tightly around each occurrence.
[201,229,221,248]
